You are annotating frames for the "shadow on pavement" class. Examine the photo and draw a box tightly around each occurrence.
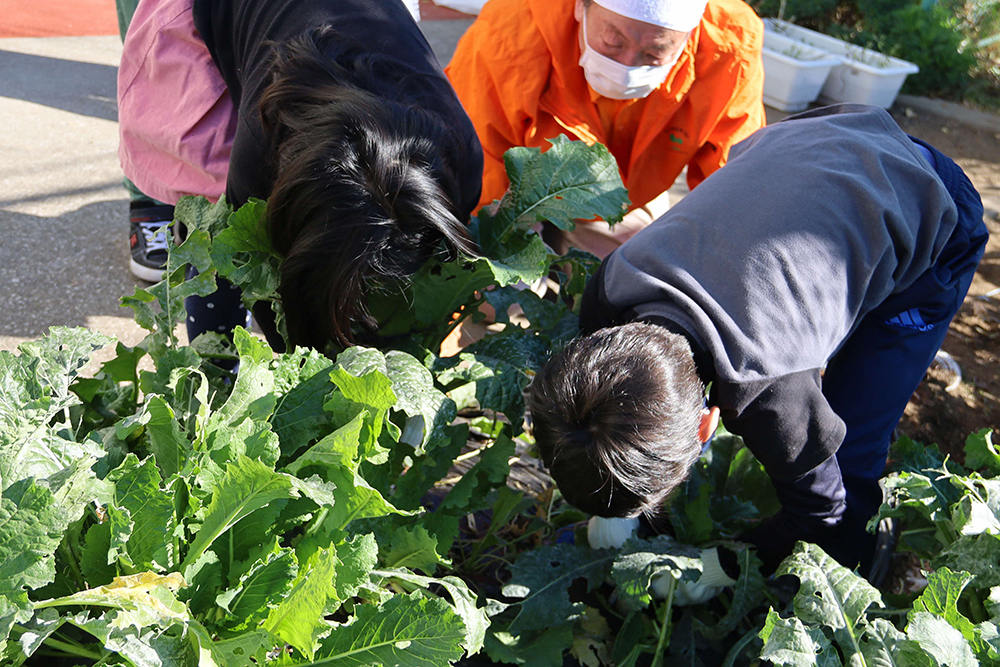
[0,199,141,340]
[0,49,118,121]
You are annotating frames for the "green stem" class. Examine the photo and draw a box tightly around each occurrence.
[869,607,912,617]
[651,577,676,667]
[91,652,115,667]
[899,528,936,537]
[304,506,330,538]
[720,626,762,667]
[59,540,86,591]
[41,636,102,661]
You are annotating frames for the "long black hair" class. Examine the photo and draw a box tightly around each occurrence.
[259,26,479,350]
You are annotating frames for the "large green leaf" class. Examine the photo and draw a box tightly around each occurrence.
[384,351,457,454]
[287,410,408,532]
[950,475,1000,536]
[502,543,616,635]
[208,629,273,667]
[483,233,553,287]
[11,327,113,412]
[475,135,629,256]
[210,198,281,307]
[174,193,234,240]
[206,416,281,469]
[208,328,277,430]
[0,328,112,490]
[758,609,842,667]
[263,546,338,659]
[313,592,466,666]
[331,533,378,602]
[271,348,338,458]
[409,261,495,331]
[215,543,297,632]
[329,348,397,449]
[49,574,205,667]
[0,479,69,597]
[181,455,299,571]
[858,617,914,667]
[911,567,993,660]
[373,568,489,656]
[106,454,177,571]
[777,542,883,660]
[436,329,548,435]
[938,534,1000,588]
[964,429,1000,476]
[905,612,978,667]
[0,427,104,497]
[383,525,447,576]
[2,608,63,666]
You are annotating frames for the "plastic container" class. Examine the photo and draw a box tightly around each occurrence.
[761,31,842,112]
[763,19,919,109]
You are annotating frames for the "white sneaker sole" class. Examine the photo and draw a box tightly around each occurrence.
[130,258,166,283]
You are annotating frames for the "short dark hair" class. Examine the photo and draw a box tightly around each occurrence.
[527,322,705,518]
[259,27,478,350]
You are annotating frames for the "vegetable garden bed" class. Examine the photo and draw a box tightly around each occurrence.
[2,138,998,666]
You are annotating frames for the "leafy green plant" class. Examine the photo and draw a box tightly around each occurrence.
[2,137,999,666]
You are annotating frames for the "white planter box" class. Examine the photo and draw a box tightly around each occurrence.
[762,31,842,112]
[763,19,920,109]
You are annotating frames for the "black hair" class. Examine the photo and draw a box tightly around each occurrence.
[527,322,705,518]
[259,26,478,350]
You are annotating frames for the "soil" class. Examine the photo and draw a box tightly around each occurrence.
[885,107,1000,464]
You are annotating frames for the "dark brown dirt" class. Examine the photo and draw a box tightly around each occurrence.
[889,106,1000,463]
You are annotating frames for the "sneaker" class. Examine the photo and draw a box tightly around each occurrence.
[129,203,175,282]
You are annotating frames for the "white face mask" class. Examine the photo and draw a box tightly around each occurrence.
[578,10,679,100]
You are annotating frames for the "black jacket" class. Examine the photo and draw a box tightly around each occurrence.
[191,0,483,215]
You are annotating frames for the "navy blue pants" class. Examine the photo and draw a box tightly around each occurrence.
[820,139,989,568]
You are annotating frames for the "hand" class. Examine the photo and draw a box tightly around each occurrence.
[651,547,738,606]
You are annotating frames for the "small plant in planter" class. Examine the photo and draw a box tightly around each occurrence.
[841,43,892,69]
[763,18,919,108]
[762,30,841,111]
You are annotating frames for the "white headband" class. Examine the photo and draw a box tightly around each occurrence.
[592,0,709,32]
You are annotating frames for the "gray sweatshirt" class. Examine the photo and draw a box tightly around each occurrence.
[580,104,960,531]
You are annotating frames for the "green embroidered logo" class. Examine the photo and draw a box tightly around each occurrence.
[669,133,684,145]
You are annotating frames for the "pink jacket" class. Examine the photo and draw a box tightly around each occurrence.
[117,0,234,204]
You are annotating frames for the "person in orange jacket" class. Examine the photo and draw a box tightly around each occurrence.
[446,0,766,258]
